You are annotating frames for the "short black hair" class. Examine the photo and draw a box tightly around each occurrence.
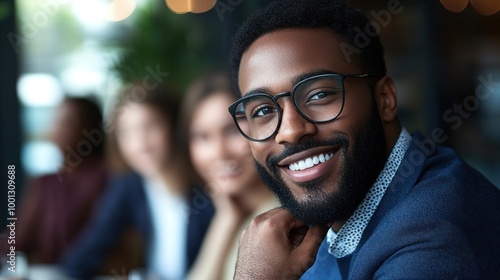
[64,97,104,156]
[229,0,386,96]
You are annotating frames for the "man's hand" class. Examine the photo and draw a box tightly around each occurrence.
[234,208,329,279]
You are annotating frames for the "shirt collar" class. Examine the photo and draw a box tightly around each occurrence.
[327,128,412,258]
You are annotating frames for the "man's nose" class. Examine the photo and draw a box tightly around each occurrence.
[274,100,317,144]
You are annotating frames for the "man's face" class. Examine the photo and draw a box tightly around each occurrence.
[238,28,388,225]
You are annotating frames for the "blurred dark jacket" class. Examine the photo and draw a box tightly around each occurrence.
[0,156,108,263]
[62,172,214,279]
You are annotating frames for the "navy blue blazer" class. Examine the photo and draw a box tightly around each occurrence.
[62,172,214,279]
[302,133,500,279]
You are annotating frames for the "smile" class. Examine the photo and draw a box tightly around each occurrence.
[277,146,340,184]
[288,152,334,171]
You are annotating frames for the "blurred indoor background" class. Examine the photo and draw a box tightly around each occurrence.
[1,0,499,228]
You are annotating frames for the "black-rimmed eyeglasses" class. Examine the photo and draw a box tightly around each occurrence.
[228,73,379,142]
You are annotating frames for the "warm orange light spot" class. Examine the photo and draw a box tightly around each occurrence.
[166,0,217,14]
[107,0,136,22]
[440,0,469,12]
[166,0,189,14]
[470,0,500,16]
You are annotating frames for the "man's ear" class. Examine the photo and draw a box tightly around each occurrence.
[373,76,398,123]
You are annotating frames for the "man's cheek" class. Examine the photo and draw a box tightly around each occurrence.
[249,143,268,163]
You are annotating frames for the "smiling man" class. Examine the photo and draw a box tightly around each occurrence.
[227,0,500,279]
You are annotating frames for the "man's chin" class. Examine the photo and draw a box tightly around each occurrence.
[284,203,339,226]
[256,160,347,225]
[287,175,332,193]
[278,189,346,225]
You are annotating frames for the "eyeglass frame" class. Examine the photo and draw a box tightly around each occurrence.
[228,72,380,142]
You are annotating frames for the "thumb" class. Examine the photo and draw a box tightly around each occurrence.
[291,225,329,268]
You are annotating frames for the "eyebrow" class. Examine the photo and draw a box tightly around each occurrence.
[244,68,338,97]
[291,69,336,85]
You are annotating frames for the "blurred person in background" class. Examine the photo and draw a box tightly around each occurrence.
[180,71,278,280]
[0,97,108,264]
[62,84,214,279]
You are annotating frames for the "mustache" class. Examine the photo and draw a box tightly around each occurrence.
[266,135,350,171]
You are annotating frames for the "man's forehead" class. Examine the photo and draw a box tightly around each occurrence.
[238,28,357,96]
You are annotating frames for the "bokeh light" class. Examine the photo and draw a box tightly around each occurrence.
[107,0,137,22]
[17,73,63,107]
[440,0,500,15]
[439,0,469,13]
[165,0,217,14]
[470,0,500,16]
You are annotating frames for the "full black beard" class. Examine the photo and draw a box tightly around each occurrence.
[255,101,387,226]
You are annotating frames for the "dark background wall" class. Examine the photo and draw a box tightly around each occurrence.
[1,0,21,230]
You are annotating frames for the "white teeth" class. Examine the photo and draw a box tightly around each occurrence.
[313,156,319,165]
[319,154,325,163]
[287,152,334,171]
[298,160,306,170]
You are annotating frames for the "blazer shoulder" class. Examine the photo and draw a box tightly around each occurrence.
[356,142,500,278]
[388,133,499,215]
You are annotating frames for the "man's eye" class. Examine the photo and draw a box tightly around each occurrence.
[310,91,328,100]
[306,89,340,104]
[251,105,276,118]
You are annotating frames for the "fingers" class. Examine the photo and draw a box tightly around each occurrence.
[289,225,309,249]
[292,225,329,267]
[236,208,330,279]
[239,228,246,245]
[249,208,322,244]
[252,206,291,222]
[252,207,306,229]
[245,207,328,250]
